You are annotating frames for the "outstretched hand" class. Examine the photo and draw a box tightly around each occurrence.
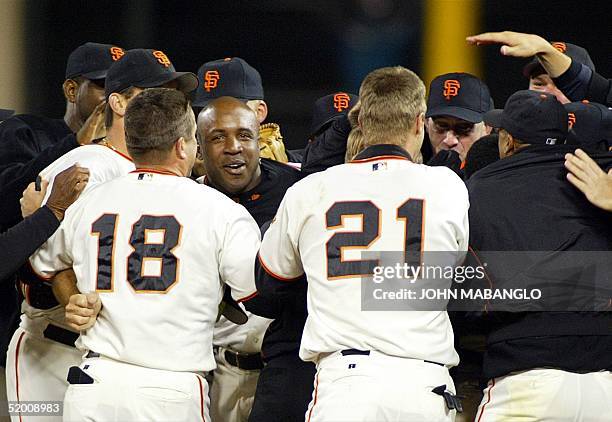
[564,149,612,211]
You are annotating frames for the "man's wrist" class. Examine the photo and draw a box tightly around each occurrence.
[44,204,64,221]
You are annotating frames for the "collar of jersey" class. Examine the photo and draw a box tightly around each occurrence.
[130,168,179,176]
[351,144,413,163]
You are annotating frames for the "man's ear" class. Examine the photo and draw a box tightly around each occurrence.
[175,137,187,159]
[63,79,78,103]
[255,100,268,123]
[424,117,433,135]
[414,112,425,136]
[498,130,515,158]
[108,93,128,118]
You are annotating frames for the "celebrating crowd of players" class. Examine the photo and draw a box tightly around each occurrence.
[0,30,611,422]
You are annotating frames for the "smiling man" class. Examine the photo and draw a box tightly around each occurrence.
[197,96,305,422]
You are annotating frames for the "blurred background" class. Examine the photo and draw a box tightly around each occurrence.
[0,0,610,149]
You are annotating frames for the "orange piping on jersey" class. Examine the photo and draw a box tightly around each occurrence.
[92,213,118,293]
[96,140,134,162]
[126,215,183,294]
[324,201,381,280]
[258,253,304,282]
[477,378,495,422]
[14,330,26,422]
[140,257,163,278]
[196,374,205,421]
[26,260,54,282]
[306,372,319,422]
[348,155,411,164]
[130,168,178,176]
[460,160,466,170]
[237,290,259,303]
[395,198,426,269]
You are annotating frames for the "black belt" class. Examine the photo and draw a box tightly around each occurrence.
[216,347,264,370]
[43,324,79,348]
[341,349,445,367]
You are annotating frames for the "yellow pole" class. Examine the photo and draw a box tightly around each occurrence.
[423,0,482,90]
[0,0,25,113]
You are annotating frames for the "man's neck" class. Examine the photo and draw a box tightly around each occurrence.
[133,162,185,177]
[105,123,129,156]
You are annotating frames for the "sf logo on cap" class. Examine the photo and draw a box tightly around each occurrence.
[204,71,220,92]
[333,93,350,112]
[443,80,460,100]
[551,42,567,53]
[110,47,124,61]
[153,50,172,68]
[568,112,576,129]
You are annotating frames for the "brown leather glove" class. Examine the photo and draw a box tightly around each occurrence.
[259,123,289,162]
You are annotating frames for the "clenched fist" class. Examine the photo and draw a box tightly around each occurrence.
[65,292,102,331]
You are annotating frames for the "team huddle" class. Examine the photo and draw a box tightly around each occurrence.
[0,30,611,422]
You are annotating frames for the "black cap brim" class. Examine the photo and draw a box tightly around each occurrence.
[192,97,250,109]
[79,69,109,80]
[136,71,198,93]
[426,105,485,123]
[310,114,345,138]
[483,109,504,128]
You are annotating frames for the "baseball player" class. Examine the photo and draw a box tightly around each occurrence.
[425,72,493,167]
[31,88,260,421]
[195,96,304,422]
[256,66,468,421]
[6,49,197,422]
[468,90,612,421]
[467,31,612,107]
[192,57,301,422]
[0,44,118,417]
[193,57,302,163]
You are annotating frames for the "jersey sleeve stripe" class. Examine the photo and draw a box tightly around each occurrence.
[236,290,259,303]
[257,253,304,282]
[26,261,54,283]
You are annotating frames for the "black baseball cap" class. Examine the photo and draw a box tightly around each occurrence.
[65,42,125,80]
[104,49,198,97]
[426,73,493,123]
[192,57,264,108]
[564,101,612,148]
[484,90,568,145]
[0,109,14,121]
[523,42,595,78]
[310,92,358,136]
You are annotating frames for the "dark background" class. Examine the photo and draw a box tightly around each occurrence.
[23,0,611,150]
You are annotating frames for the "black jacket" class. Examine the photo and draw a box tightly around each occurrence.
[0,115,77,230]
[0,207,59,280]
[554,59,612,107]
[467,145,612,379]
[300,115,352,175]
[0,114,77,367]
[214,159,306,361]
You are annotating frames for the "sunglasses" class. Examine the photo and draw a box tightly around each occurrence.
[432,120,475,137]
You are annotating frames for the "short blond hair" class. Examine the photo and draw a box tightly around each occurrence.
[345,127,365,162]
[358,66,426,147]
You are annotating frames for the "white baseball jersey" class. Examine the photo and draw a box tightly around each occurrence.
[213,311,271,354]
[24,143,135,329]
[30,170,260,372]
[258,148,469,366]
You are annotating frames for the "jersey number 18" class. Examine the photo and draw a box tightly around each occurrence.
[91,214,182,293]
